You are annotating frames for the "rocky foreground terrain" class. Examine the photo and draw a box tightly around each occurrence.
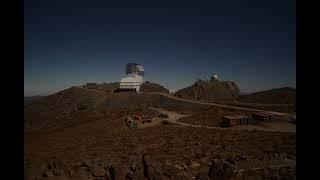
[24,86,296,180]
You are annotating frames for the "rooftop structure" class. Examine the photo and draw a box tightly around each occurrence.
[221,115,255,127]
[210,74,219,82]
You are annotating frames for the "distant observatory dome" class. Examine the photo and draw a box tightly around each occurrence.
[125,63,144,77]
[211,74,219,82]
[119,63,145,92]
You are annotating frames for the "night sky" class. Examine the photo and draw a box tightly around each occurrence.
[24,0,296,96]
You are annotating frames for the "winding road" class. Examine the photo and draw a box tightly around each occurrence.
[142,92,293,116]
[139,107,296,133]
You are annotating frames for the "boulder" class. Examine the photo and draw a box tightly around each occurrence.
[174,164,184,170]
[75,166,94,180]
[190,161,201,169]
[92,165,105,177]
[182,162,189,170]
[208,159,237,180]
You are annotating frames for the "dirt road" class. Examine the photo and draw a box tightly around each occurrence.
[143,92,294,116]
[136,107,188,128]
[142,107,296,133]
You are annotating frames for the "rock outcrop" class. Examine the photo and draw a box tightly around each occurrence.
[175,80,240,101]
[26,157,296,180]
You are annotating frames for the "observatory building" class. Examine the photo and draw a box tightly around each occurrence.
[210,74,219,82]
[119,63,144,92]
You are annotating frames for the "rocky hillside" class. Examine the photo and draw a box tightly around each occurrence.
[24,86,210,132]
[82,82,119,93]
[24,86,108,132]
[239,87,296,104]
[175,80,240,101]
[25,85,296,179]
[140,81,169,93]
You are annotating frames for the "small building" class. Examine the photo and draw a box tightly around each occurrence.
[221,115,253,127]
[270,112,293,122]
[252,112,272,122]
[252,112,292,122]
[210,74,219,82]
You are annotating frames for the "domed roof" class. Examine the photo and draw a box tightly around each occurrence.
[125,63,144,76]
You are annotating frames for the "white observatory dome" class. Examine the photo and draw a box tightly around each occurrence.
[119,63,144,92]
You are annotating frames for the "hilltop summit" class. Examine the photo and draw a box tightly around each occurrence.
[175,80,240,101]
